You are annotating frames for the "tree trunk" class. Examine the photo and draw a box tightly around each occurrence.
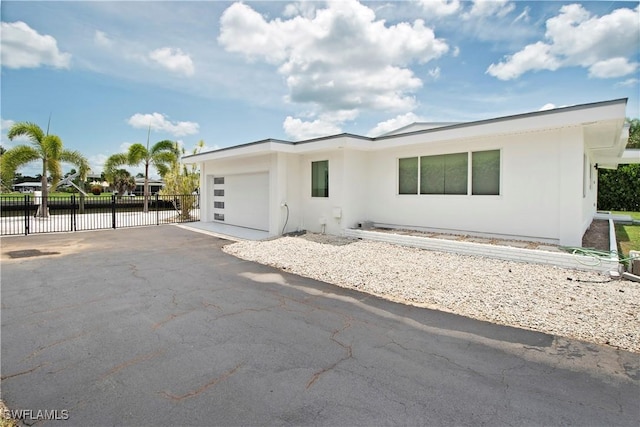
[37,158,49,218]
[144,163,149,213]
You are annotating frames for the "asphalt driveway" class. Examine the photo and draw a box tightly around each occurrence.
[1,226,638,426]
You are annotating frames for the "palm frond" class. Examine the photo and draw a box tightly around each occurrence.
[155,163,170,178]
[7,122,45,147]
[60,149,91,180]
[0,145,41,185]
[151,139,177,155]
[42,135,63,160]
[104,153,129,179]
[127,143,149,165]
[48,158,63,190]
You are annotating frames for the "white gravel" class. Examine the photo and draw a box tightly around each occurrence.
[223,234,640,353]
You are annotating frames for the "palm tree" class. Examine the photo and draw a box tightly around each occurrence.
[1,122,89,217]
[105,131,177,212]
[110,169,136,198]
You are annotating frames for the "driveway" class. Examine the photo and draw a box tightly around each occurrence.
[1,226,638,426]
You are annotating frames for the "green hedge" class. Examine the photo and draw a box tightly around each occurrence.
[597,164,640,211]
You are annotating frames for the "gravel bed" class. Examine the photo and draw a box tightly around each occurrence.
[223,235,640,353]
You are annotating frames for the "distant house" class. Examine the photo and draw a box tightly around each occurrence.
[12,182,45,193]
[183,98,638,247]
[133,178,165,196]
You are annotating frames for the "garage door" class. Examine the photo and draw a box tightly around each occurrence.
[212,173,269,231]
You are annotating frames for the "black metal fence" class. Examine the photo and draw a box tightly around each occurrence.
[1,194,199,236]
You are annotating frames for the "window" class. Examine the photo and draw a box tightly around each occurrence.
[214,201,225,209]
[213,177,224,185]
[311,160,329,197]
[399,150,500,196]
[214,213,225,221]
[399,157,418,194]
[214,189,224,197]
[420,153,467,195]
[472,150,500,195]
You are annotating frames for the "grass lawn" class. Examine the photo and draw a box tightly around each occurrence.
[612,211,640,260]
[0,192,115,199]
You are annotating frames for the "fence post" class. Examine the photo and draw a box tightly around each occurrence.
[156,193,159,226]
[112,194,117,229]
[71,194,77,231]
[24,194,29,235]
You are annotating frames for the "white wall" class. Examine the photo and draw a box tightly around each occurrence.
[364,128,586,245]
[298,151,344,234]
[198,126,591,245]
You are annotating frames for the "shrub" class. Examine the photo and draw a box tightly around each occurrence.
[90,185,103,195]
[598,164,640,211]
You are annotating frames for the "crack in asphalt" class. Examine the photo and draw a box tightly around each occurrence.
[306,320,354,389]
[159,363,244,401]
[20,330,91,363]
[1,363,47,381]
[98,349,165,381]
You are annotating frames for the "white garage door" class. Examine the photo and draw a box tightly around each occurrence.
[213,173,269,231]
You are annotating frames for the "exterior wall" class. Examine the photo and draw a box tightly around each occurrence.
[196,126,594,246]
[298,151,345,235]
[365,127,586,245]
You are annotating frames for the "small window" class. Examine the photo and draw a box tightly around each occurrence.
[214,189,224,197]
[399,157,418,194]
[472,150,500,195]
[311,160,329,197]
[214,177,224,185]
[214,213,225,221]
[214,201,225,209]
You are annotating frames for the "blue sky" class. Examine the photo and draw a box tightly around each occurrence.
[1,0,639,178]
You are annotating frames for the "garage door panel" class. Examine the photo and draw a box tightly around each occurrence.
[218,173,269,231]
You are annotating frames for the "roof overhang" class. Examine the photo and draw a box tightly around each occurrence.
[183,98,630,165]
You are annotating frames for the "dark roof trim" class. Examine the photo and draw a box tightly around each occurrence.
[372,98,628,141]
[184,98,627,160]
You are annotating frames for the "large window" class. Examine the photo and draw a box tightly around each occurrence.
[420,153,468,195]
[399,149,500,196]
[311,160,329,197]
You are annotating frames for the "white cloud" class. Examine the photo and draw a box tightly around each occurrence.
[88,153,109,174]
[464,0,515,19]
[0,21,71,69]
[428,66,441,80]
[487,4,640,80]
[149,47,194,77]
[588,57,639,79]
[283,116,342,141]
[487,41,560,80]
[367,112,422,137]
[94,30,113,48]
[127,113,199,137]
[615,78,639,88]
[1,118,15,131]
[417,0,460,17]
[219,0,448,118]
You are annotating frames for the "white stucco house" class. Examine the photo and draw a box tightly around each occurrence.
[184,98,637,247]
